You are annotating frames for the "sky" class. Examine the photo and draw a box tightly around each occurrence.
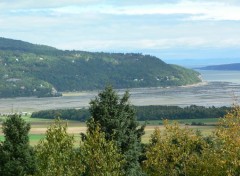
[1,0,240,62]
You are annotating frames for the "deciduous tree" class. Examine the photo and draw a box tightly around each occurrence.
[214,105,240,175]
[81,122,125,176]
[34,119,84,176]
[144,121,207,176]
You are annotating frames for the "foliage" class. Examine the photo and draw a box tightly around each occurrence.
[187,106,240,176]
[80,122,125,176]
[0,37,201,98]
[143,106,240,176]
[31,105,230,122]
[135,105,230,120]
[3,95,240,175]
[213,105,240,175]
[87,86,145,175]
[34,119,84,176]
[143,121,207,176]
[31,108,90,122]
[0,114,36,176]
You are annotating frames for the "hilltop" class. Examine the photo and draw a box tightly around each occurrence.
[0,37,201,98]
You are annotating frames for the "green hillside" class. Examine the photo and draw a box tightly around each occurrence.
[0,37,201,98]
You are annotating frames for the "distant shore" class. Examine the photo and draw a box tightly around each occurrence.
[179,73,208,88]
[180,81,208,88]
[62,81,209,97]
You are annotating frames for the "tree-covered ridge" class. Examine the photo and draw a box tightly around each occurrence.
[31,105,230,122]
[0,37,201,98]
[198,63,240,71]
[0,37,59,55]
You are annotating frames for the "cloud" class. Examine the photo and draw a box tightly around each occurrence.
[4,0,240,21]
[1,0,240,60]
[0,0,102,9]
[0,0,240,21]
[54,37,240,52]
[101,1,240,21]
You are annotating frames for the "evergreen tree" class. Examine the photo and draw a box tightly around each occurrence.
[0,114,36,176]
[88,86,145,176]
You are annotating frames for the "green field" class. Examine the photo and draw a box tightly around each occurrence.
[0,116,218,145]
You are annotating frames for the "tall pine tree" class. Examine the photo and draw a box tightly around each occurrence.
[88,86,145,176]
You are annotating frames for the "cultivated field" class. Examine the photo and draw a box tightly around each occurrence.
[0,116,218,145]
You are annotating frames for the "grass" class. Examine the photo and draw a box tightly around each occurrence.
[0,115,86,146]
[0,115,53,123]
[28,134,45,145]
[0,135,4,141]
[1,115,86,127]
[139,118,220,125]
[28,134,82,146]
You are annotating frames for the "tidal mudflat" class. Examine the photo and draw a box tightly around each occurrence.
[0,70,240,113]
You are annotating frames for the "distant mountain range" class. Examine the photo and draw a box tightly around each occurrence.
[164,59,240,68]
[0,37,201,98]
[198,63,240,71]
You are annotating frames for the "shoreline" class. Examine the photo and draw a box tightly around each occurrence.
[179,81,208,88]
[0,80,209,99]
[62,81,209,97]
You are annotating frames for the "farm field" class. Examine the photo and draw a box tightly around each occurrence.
[0,116,218,145]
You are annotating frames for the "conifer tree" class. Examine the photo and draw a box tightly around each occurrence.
[88,86,145,175]
[0,114,36,176]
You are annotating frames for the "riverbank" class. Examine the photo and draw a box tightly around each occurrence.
[180,81,208,88]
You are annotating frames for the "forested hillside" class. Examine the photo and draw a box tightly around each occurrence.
[0,37,201,98]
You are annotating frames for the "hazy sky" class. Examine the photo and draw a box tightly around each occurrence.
[1,0,240,60]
